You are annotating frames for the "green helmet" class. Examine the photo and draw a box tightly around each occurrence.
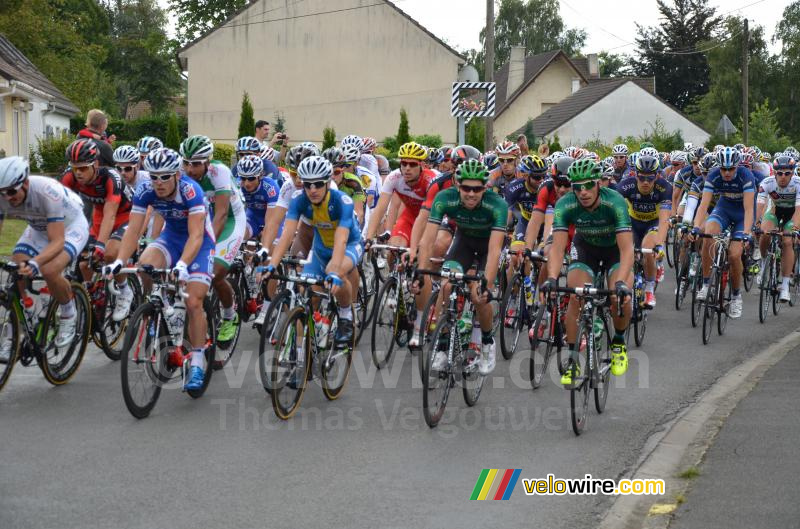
[180,135,214,161]
[455,159,489,183]
[567,158,601,183]
[639,141,655,150]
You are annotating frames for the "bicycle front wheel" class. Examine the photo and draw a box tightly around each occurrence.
[257,289,292,395]
[594,311,612,414]
[99,275,143,362]
[570,322,590,436]
[120,303,165,419]
[370,276,399,369]
[320,310,354,401]
[701,270,717,345]
[270,306,311,420]
[499,273,525,360]
[759,257,772,323]
[423,312,453,428]
[0,301,21,392]
[39,282,91,385]
[529,300,555,390]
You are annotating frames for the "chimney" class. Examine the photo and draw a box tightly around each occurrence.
[587,53,599,78]
[506,46,526,99]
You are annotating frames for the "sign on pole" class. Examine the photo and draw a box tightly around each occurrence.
[451,82,496,118]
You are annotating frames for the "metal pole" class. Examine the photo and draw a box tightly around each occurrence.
[484,0,495,151]
[742,18,749,144]
[458,117,466,146]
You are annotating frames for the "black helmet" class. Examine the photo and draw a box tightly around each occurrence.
[450,145,481,165]
[551,156,575,178]
[66,139,98,166]
[636,154,660,174]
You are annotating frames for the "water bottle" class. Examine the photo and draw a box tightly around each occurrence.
[22,295,37,328]
[524,276,534,307]
[169,298,186,340]
[688,254,698,277]
[593,316,604,341]
[457,307,473,341]
[314,311,330,348]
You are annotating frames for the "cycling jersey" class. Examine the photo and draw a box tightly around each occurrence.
[616,177,673,223]
[673,166,702,193]
[286,189,361,249]
[338,172,367,205]
[242,176,279,237]
[614,162,636,183]
[61,166,132,237]
[552,187,631,247]
[757,175,800,210]
[683,176,718,225]
[0,175,86,232]
[358,153,380,179]
[702,166,755,205]
[382,168,434,214]
[232,158,283,189]
[488,168,515,196]
[422,172,454,210]
[427,187,508,239]
[504,178,539,221]
[195,161,246,220]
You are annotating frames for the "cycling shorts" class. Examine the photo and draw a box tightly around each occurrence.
[443,231,489,273]
[88,223,127,247]
[90,207,129,239]
[763,207,795,230]
[631,219,659,248]
[14,216,89,265]
[303,240,364,279]
[707,202,746,238]
[390,211,415,246]
[214,213,246,269]
[149,229,214,286]
[568,234,622,279]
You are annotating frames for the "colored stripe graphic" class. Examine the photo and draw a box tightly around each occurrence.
[470,469,521,500]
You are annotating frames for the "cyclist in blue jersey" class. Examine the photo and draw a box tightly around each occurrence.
[611,144,635,184]
[265,156,363,345]
[105,148,216,390]
[691,147,755,318]
[234,136,283,189]
[237,155,279,240]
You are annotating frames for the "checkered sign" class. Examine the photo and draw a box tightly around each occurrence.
[451,82,496,118]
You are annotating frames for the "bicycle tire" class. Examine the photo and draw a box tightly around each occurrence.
[499,273,524,360]
[99,274,143,362]
[38,282,91,385]
[370,276,399,369]
[321,309,354,401]
[690,276,701,328]
[270,306,311,420]
[570,322,590,436]
[422,311,453,428]
[120,303,164,419]
[675,251,690,311]
[771,258,781,316]
[529,300,555,390]
[0,301,21,393]
[717,269,730,335]
[634,299,646,347]
[594,310,612,413]
[758,256,771,323]
[701,269,717,345]
[257,289,292,395]
[354,266,370,346]
[417,287,440,382]
[665,227,674,268]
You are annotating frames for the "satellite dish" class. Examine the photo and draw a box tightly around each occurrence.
[458,65,479,83]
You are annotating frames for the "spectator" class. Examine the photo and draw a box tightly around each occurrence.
[537,143,549,158]
[516,134,529,156]
[255,120,270,142]
[77,109,114,167]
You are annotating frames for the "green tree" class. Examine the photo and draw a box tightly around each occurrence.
[633,0,721,110]
[169,0,247,45]
[238,91,255,139]
[165,112,181,149]
[773,1,800,139]
[273,112,286,133]
[323,126,336,150]
[598,51,631,77]
[397,108,411,146]
[744,100,792,153]
[466,119,486,151]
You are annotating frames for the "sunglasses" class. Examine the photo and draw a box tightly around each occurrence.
[149,173,174,182]
[776,171,794,177]
[613,155,627,159]
[400,161,420,168]
[499,158,516,164]
[527,173,544,181]
[333,167,345,175]
[302,181,327,190]
[720,167,736,172]
[637,174,657,182]
[115,165,135,173]
[459,184,486,194]
[671,163,682,167]
[573,180,598,192]
[0,184,22,197]
[240,176,259,182]
[555,181,571,189]
[183,160,206,168]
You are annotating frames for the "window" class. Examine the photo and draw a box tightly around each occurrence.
[571,78,581,93]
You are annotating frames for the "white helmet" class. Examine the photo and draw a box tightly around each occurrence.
[298,155,332,182]
[259,144,276,162]
[144,148,182,174]
[113,145,139,164]
[341,135,364,152]
[236,155,263,178]
[0,156,29,189]
[612,144,628,156]
[298,141,320,157]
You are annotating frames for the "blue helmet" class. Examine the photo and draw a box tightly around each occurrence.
[143,148,182,174]
[636,154,660,174]
[716,147,740,169]
[236,136,262,154]
[236,154,263,178]
[137,136,163,154]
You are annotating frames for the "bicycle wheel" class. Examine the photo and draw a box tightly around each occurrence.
[771,259,781,316]
[701,270,717,345]
[320,310,354,401]
[633,295,646,347]
[270,306,311,420]
[666,227,674,268]
[361,258,380,327]
[499,273,525,360]
[529,300,555,390]
[186,296,217,398]
[38,282,91,385]
[570,322,590,436]
[417,287,440,381]
[594,311,612,413]
[0,301,21,393]
[98,275,143,362]
[120,303,166,419]
[370,276,399,369]
[257,289,292,395]
[790,255,800,307]
[758,257,772,323]
[690,276,701,328]
[675,251,690,311]
[354,266,370,346]
[213,280,243,365]
[422,312,453,428]
[718,270,731,335]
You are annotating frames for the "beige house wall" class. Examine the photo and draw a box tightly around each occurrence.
[0,96,11,156]
[493,58,585,141]
[179,0,463,148]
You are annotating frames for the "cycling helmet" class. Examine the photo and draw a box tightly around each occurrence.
[113,145,139,164]
[236,136,262,153]
[455,159,489,183]
[746,146,762,160]
[550,150,565,160]
[427,147,442,165]
[784,146,799,157]
[297,155,332,182]
[716,146,740,169]
[495,140,520,157]
[451,144,481,165]
[636,154,660,174]
[362,137,377,153]
[0,156,29,189]
[739,152,754,168]
[640,147,659,159]
[733,143,746,152]
[761,151,772,162]
[684,142,694,151]
[180,135,214,161]
[143,148,182,174]
[341,135,363,152]
[259,144,276,161]
[340,144,361,165]
[568,159,601,183]
[296,141,319,156]
[564,146,584,159]
[612,144,629,156]
[639,141,655,150]
[672,152,688,165]
[441,147,453,161]
[482,152,500,171]
[286,144,318,171]
[603,156,614,167]
[773,155,796,171]
[136,136,163,154]
[628,152,640,169]
[713,144,725,153]
[323,147,348,168]
[693,146,708,160]
[551,156,576,178]
[584,151,600,162]
[66,139,99,166]
[397,142,427,161]
[519,154,547,175]
[236,155,264,178]
[699,152,717,172]
[601,163,616,178]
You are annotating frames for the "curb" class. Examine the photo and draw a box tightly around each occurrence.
[598,327,800,529]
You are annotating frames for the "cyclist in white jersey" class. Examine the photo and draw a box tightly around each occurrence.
[114,145,158,238]
[0,157,89,352]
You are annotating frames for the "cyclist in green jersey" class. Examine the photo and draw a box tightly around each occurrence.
[542,159,634,385]
[415,159,509,375]
[323,147,366,227]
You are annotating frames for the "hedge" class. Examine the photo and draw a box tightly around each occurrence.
[70,114,188,142]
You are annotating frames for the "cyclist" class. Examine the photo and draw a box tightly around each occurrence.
[357,136,380,178]
[265,156,363,345]
[542,159,633,385]
[235,136,283,189]
[237,155,279,241]
[416,159,508,376]
[489,141,521,196]
[0,156,89,351]
[105,148,215,390]
[755,154,800,302]
[136,136,163,165]
[180,135,246,345]
[503,154,547,288]
[113,145,157,239]
[611,144,635,184]
[617,154,673,308]
[691,147,755,318]
[332,145,368,228]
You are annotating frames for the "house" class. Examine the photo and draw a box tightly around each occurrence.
[0,34,79,158]
[177,0,464,146]
[125,96,187,120]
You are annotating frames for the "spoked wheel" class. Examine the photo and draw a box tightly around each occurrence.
[701,270,717,345]
[353,267,370,346]
[38,282,91,385]
[665,227,675,268]
[634,302,646,347]
[771,260,782,316]
[758,258,772,323]
[417,287,440,382]
[675,252,690,311]
[257,289,292,395]
[320,310,354,401]
[120,303,167,419]
[370,277,399,369]
[569,322,590,436]
[212,284,243,370]
[270,306,311,420]
[98,275,143,362]
[0,301,21,393]
[717,271,731,335]
[594,311,612,413]
[499,273,526,360]
[422,312,453,428]
[185,297,217,399]
[790,258,800,307]
[690,277,702,328]
[529,301,555,390]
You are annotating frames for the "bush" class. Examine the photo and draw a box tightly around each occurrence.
[466,119,485,151]
[165,112,181,150]
[31,134,72,174]
[238,92,255,140]
[374,146,392,159]
[323,126,336,150]
[70,114,188,142]
[412,134,443,148]
[397,108,410,146]
[638,118,684,152]
[382,136,399,156]
[214,143,236,166]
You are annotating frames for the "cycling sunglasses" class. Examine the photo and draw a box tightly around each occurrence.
[555,180,571,188]
[637,174,657,182]
[400,161,420,168]
[302,181,327,190]
[115,165,136,173]
[573,180,598,192]
[240,175,260,182]
[183,160,206,168]
[459,184,486,194]
[776,171,794,177]
[526,173,544,181]
[0,183,23,197]
[499,157,516,164]
[149,173,174,182]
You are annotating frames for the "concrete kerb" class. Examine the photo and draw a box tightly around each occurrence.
[598,327,800,529]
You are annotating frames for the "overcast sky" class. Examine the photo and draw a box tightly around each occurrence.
[161,0,789,55]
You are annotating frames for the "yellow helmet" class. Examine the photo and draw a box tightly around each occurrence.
[398,142,427,161]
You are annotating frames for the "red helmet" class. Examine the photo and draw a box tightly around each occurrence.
[66,139,98,166]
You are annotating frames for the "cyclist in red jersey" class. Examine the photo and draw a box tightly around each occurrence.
[61,140,132,275]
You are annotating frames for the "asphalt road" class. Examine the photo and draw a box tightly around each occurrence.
[2,271,798,529]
